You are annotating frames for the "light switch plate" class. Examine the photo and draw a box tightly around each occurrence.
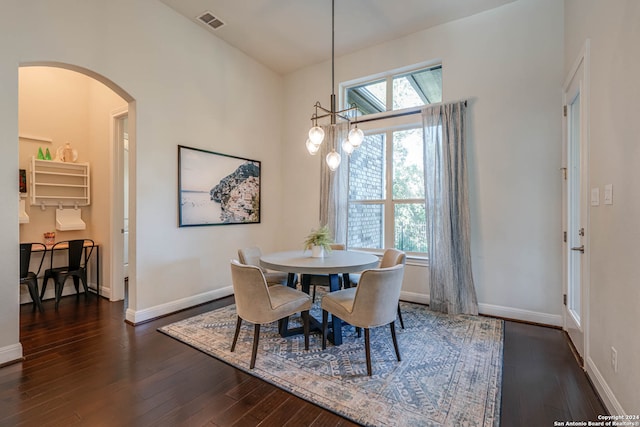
[604,184,613,205]
[591,187,600,206]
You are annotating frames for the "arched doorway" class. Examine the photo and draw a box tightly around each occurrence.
[18,62,135,329]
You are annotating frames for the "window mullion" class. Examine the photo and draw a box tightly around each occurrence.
[392,198,424,204]
[384,75,393,249]
[350,199,385,204]
[386,75,393,112]
[385,128,394,249]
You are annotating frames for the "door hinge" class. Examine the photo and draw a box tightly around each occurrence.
[560,167,567,180]
[563,231,567,243]
[563,294,567,306]
[563,105,567,117]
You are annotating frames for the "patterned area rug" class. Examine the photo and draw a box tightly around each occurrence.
[159,300,503,427]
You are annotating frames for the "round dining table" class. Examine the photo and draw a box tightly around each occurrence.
[260,250,379,345]
[260,249,378,275]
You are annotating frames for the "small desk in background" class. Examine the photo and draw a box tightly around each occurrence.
[30,241,100,301]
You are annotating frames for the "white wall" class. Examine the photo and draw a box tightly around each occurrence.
[282,0,565,324]
[565,0,640,414]
[0,12,22,363]
[0,0,284,363]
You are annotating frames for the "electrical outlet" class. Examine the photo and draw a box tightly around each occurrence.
[611,347,618,372]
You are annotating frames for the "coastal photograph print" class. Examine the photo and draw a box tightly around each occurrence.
[178,145,260,227]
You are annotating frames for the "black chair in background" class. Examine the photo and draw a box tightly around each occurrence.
[41,239,95,309]
[19,242,46,312]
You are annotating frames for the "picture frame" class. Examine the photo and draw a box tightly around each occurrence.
[178,145,261,227]
[19,169,27,194]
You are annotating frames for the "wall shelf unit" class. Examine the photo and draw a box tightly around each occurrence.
[30,157,90,208]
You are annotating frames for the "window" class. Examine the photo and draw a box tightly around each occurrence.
[345,64,442,255]
[346,65,442,116]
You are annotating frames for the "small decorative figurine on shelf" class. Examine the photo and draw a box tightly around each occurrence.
[44,147,52,160]
[55,142,78,162]
[37,147,45,160]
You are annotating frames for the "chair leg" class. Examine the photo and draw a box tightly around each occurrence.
[79,272,89,299]
[25,279,43,312]
[230,316,242,352]
[321,310,328,350]
[390,321,401,362]
[312,285,316,303]
[34,285,43,312]
[364,328,372,376]
[73,276,80,295]
[54,277,65,310]
[25,282,37,312]
[397,304,405,329]
[302,310,310,350]
[40,274,51,299]
[249,323,260,369]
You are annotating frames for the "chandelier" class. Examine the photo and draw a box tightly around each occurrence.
[306,0,364,171]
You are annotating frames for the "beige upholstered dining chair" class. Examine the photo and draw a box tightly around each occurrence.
[307,243,346,301]
[349,248,407,329]
[238,246,293,287]
[321,263,405,376]
[230,261,311,369]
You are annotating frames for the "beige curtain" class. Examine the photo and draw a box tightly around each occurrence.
[423,101,478,315]
[319,123,349,244]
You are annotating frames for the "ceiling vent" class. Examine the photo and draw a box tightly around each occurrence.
[196,11,225,30]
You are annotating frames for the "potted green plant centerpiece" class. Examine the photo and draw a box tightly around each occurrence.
[304,225,333,258]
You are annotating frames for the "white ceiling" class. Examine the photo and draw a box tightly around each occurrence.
[158,0,516,75]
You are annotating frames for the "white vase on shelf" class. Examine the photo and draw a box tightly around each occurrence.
[56,142,78,162]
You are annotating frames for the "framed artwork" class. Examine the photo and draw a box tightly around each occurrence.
[178,145,261,227]
[19,169,27,193]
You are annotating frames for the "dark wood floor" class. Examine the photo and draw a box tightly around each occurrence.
[1,295,606,426]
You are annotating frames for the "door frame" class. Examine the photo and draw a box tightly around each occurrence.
[110,106,129,302]
[561,39,590,363]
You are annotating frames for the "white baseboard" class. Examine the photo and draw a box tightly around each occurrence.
[0,343,23,366]
[126,286,234,325]
[400,290,429,305]
[478,302,563,326]
[96,284,111,300]
[400,292,562,327]
[586,356,625,415]
[20,280,102,304]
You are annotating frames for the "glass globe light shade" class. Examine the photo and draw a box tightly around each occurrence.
[348,127,364,148]
[342,139,355,155]
[326,150,341,171]
[308,126,325,145]
[306,138,320,155]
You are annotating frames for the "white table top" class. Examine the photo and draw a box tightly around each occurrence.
[260,250,379,275]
